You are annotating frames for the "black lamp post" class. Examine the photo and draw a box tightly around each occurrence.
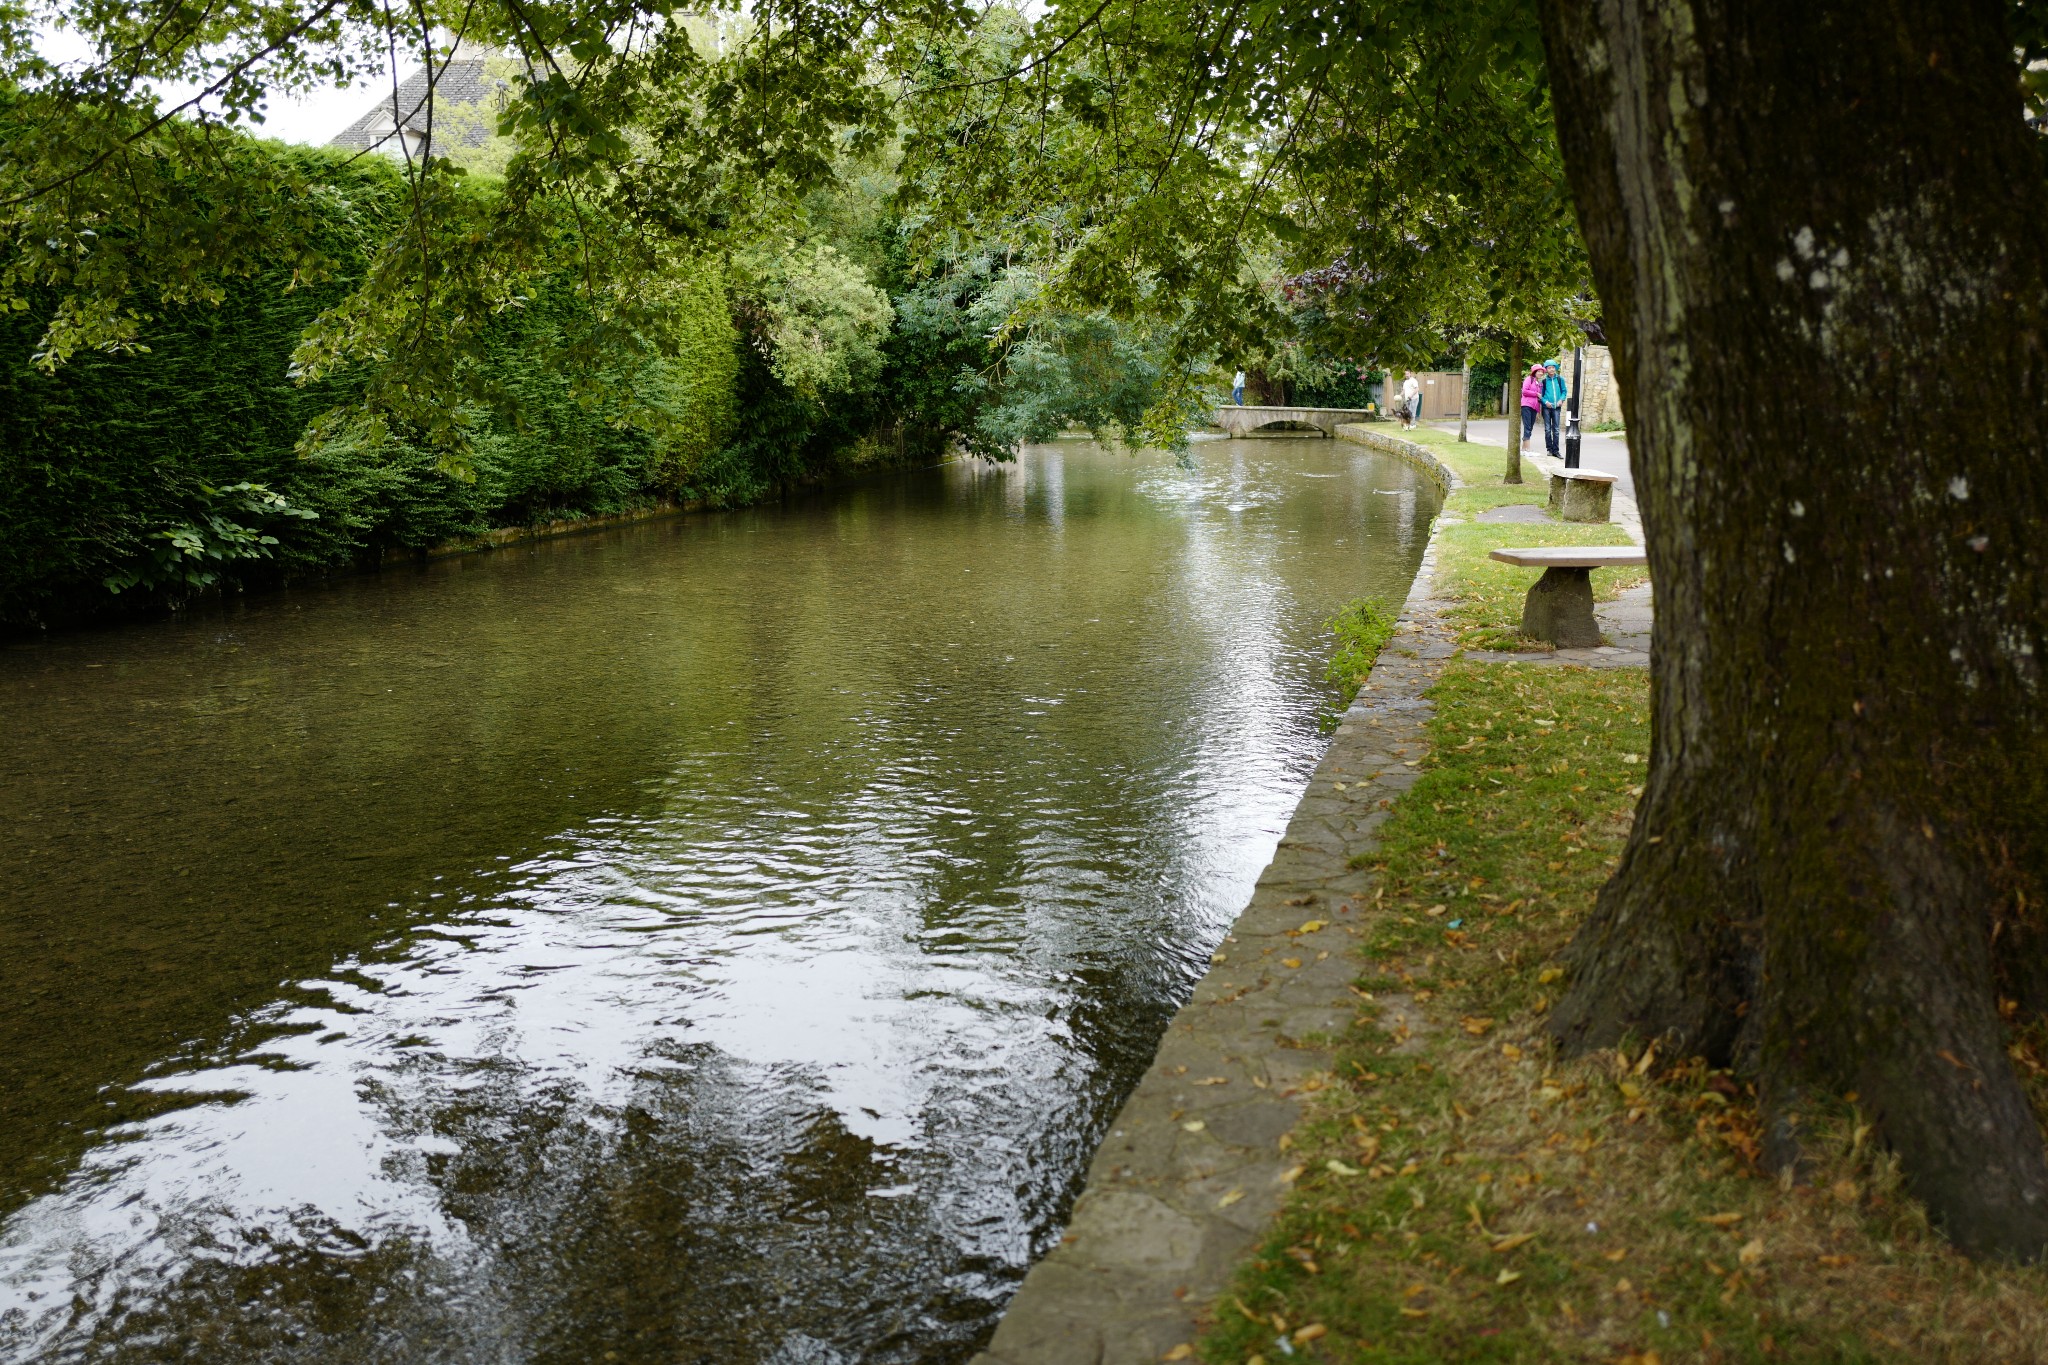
[1563,345,1584,469]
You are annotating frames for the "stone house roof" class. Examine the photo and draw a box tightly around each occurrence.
[328,58,505,161]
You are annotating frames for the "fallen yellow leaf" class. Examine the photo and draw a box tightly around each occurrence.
[1160,1346,1194,1362]
[1495,1269,1522,1286]
[1326,1159,1361,1176]
[1280,1164,1306,1182]
[1698,1212,1743,1227]
[1399,1306,1430,1318]
[1194,1076,1230,1086]
[1739,1237,1765,1265]
[1281,958,1303,969]
[1537,966,1565,984]
[1462,1017,1495,1036]
[1181,1120,1206,1132]
[1502,1043,1524,1061]
[1292,1324,1328,1343]
[1603,1247,1627,1262]
[1491,1233,1536,1253]
[1217,1188,1245,1208]
[1298,919,1327,934]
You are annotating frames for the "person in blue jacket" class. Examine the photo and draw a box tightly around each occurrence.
[1540,361,1570,456]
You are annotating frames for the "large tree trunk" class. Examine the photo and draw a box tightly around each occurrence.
[1538,0,2048,1259]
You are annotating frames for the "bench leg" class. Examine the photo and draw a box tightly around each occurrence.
[1561,480,1613,523]
[1521,567,1601,648]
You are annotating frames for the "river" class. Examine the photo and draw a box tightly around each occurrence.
[0,437,1439,1363]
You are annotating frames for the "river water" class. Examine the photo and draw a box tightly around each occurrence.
[0,438,1437,1364]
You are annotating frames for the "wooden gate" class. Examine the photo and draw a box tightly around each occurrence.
[1408,371,1467,421]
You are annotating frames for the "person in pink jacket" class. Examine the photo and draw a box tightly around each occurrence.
[1519,364,1545,451]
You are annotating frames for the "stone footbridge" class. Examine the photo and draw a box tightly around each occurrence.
[1211,404,1377,437]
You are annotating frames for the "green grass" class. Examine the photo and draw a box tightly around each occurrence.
[1376,425,1648,650]
[1197,664,2048,1364]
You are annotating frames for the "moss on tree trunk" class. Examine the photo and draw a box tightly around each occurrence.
[1538,0,2048,1259]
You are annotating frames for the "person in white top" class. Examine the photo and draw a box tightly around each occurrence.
[1400,373,1422,429]
[1232,369,1246,405]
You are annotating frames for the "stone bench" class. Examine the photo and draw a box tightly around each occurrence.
[1547,468,1618,523]
[1489,546,1649,648]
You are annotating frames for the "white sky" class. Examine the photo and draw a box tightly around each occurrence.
[34,21,416,146]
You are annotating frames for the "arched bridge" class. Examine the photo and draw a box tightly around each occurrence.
[1211,405,1378,437]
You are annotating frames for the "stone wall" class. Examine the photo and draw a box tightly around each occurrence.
[1575,344,1625,427]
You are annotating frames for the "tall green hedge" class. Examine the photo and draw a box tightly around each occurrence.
[0,143,740,630]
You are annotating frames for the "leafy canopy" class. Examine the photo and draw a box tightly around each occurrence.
[3,0,1603,418]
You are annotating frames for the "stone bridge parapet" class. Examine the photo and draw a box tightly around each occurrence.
[1211,405,1378,437]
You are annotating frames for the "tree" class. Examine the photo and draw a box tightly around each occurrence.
[1537,0,2048,1259]
[894,0,1590,443]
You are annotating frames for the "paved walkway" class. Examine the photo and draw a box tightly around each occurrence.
[1436,418,1635,502]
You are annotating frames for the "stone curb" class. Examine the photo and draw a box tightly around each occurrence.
[970,470,1466,1365]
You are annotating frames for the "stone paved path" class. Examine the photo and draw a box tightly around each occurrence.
[1440,418,1636,503]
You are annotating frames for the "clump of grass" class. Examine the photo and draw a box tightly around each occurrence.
[1199,663,2048,1364]
[1324,597,1400,705]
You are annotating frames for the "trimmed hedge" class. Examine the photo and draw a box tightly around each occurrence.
[0,145,742,629]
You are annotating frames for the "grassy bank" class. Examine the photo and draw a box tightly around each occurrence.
[1196,433,2048,1363]
[1389,426,1647,650]
[1200,663,2048,1363]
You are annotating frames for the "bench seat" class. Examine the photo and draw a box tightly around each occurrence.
[1489,546,1646,569]
[1489,547,1648,647]
[1547,469,1619,523]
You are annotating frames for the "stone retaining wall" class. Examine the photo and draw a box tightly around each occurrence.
[1330,424,1458,494]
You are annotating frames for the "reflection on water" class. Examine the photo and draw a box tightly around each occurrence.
[0,440,1438,1362]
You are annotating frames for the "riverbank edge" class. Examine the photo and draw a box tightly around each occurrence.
[3,448,946,640]
[380,499,693,562]
[383,448,951,564]
[971,453,1466,1364]
[1331,424,1459,495]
